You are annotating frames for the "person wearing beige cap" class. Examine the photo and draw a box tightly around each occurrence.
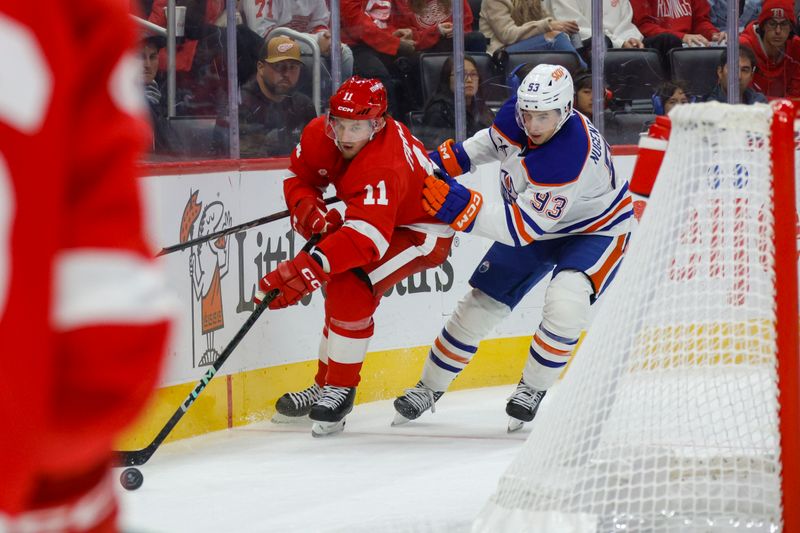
[234,35,316,158]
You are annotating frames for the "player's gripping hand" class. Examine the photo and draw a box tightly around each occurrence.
[253,251,331,309]
[291,197,343,240]
[428,138,471,178]
[422,175,483,232]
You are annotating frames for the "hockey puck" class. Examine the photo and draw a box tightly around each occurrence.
[120,467,144,491]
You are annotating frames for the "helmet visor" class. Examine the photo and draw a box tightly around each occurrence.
[325,114,379,143]
[517,108,561,138]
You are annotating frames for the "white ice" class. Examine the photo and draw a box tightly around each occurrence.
[118,385,532,533]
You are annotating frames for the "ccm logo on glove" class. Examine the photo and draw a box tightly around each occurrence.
[253,251,330,309]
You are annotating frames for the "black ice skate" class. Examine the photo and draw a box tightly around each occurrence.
[505,379,547,433]
[392,381,444,426]
[309,385,356,437]
[271,383,322,423]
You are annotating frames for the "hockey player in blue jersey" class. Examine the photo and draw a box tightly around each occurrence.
[393,64,633,432]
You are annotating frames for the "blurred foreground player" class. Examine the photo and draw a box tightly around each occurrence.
[254,77,453,437]
[0,1,173,531]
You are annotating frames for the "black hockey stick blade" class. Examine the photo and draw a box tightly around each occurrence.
[115,235,321,467]
[158,197,339,257]
[116,288,278,466]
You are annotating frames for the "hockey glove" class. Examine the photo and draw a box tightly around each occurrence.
[428,138,471,178]
[422,174,482,232]
[291,197,343,240]
[254,251,331,309]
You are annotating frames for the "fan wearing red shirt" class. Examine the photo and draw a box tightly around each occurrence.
[739,0,800,98]
[254,77,453,437]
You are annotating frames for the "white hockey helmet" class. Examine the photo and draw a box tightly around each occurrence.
[516,64,574,137]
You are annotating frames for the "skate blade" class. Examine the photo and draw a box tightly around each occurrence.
[271,413,311,424]
[507,418,525,433]
[311,419,346,437]
[391,412,412,426]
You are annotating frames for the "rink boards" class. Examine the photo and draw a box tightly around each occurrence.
[118,153,639,448]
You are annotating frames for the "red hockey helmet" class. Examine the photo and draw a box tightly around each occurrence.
[328,76,388,120]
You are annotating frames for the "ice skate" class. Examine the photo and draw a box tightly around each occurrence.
[392,381,444,426]
[271,383,322,423]
[505,379,546,433]
[308,385,356,437]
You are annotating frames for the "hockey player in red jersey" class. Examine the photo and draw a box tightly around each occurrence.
[254,76,453,436]
[0,1,173,531]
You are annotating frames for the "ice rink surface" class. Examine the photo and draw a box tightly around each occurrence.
[118,385,534,533]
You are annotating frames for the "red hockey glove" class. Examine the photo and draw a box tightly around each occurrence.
[422,175,482,232]
[254,251,331,309]
[291,197,343,240]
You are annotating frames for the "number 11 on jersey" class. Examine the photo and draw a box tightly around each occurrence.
[364,180,389,206]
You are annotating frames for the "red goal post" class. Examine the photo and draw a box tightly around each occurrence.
[474,101,799,533]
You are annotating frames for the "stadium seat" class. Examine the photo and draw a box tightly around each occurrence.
[602,110,654,145]
[669,47,724,99]
[418,52,507,109]
[506,51,582,78]
[169,116,221,158]
[604,49,667,101]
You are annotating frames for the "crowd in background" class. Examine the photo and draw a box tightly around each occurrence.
[135,0,800,161]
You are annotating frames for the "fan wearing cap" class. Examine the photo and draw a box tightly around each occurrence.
[390,65,632,432]
[235,36,316,158]
[739,0,800,97]
[252,76,453,437]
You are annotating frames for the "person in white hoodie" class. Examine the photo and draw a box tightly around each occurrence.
[546,0,643,64]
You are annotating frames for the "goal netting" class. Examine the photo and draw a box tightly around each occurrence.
[473,102,798,533]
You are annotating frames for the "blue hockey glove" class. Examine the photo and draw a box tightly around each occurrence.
[428,138,472,178]
[421,175,482,232]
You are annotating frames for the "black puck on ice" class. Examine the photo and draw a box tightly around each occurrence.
[120,467,144,491]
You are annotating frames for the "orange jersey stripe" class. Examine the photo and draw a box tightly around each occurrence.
[434,338,471,364]
[491,124,522,149]
[533,334,572,357]
[511,203,535,244]
[590,235,626,291]
[584,196,632,233]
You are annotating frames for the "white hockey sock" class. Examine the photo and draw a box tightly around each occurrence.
[421,289,511,392]
[522,324,579,390]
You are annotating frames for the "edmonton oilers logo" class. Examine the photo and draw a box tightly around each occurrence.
[478,260,490,273]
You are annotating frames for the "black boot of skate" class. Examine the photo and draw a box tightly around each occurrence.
[309,385,356,437]
[505,379,547,433]
[272,383,322,423]
[392,381,444,426]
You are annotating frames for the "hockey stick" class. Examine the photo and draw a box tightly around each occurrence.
[158,197,339,257]
[117,236,320,467]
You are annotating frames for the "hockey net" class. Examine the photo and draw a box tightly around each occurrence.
[473,102,799,533]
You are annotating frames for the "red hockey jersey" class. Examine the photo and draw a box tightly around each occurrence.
[0,0,172,522]
[631,0,719,39]
[285,115,450,274]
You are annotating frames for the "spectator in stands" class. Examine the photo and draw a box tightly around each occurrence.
[653,80,692,114]
[704,46,768,103]
[240,0,355,105]
[547,0,643,66]
[142,35,185,158]
[479,0,587,69]
[394,0,488,52]
[341,0,419,116]
[709,0,762,33]
[631,0,726,70]
[419,56,496,147]
[219,36,317,157]
[739,0,800,97]
[573,69,595,118]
